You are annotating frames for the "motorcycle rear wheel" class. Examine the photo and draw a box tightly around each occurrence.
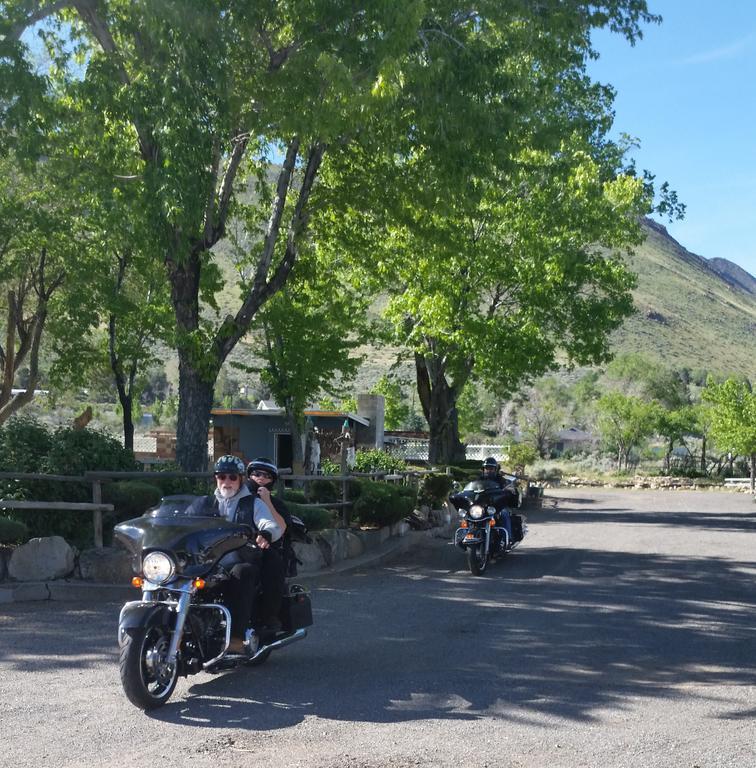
[119,626,178,710]
[467,543,488,576]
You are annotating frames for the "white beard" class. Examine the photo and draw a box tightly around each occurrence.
[218,486,237,499]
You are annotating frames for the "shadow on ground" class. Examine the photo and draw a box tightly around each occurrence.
[2,492,754,731]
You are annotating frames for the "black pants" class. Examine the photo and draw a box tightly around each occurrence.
[225,561,261,638]
[259,547,286,623]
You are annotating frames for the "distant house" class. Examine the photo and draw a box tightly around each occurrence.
[552,427,596,455]
[210,394,384,469]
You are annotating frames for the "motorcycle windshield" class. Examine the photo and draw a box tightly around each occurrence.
[114,495,252,577]
[462,480,502,493]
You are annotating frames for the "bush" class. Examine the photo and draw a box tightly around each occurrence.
[102,481,164,543]
[0,420,144,548]
[352,480,414,528]
[282,489,307,504]
[285,502,333,531]
[143,463,210,496]
[307,478,339,503]
[418,473,454,508]
[44,427,138,478]
[0,415,53,476]
[320,458,340,475]
[0,517,29,544]
[445,465,480,483]
[354,449,407,474]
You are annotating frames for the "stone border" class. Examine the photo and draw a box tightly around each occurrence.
[0,513,456,604]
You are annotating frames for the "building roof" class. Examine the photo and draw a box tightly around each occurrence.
[211,408,370,427]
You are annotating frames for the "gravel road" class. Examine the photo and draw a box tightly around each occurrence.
[1,488,754,768]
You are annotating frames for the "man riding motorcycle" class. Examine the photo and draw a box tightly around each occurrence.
[478,457,523,542]
[188,455,284,653]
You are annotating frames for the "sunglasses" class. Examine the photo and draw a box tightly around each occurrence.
[250,470,273,480]
[215,473,239,481]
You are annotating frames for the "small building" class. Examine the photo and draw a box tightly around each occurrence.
[210,394,385,469]
[552,427,596,456]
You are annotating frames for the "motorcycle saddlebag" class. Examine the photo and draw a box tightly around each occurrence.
[283,585,313,630]
[511,514,524,542]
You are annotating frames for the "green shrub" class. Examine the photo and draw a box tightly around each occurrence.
[354,449,407,474]
[0,517,29,544]
[102,481,164,542]
[44,427,138,478]
[143,463,210,496]
[418,473,454,508]
[445,465,481,482]
[0,420,144,548]
[285,502,333,531]
[320,458,340,475]
[282,489,307,504]
[0,415,53,476]
[352,480,414,528]
[307,478,339,503]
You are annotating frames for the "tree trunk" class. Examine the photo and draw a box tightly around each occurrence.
[751,452,755,494]
[415,352,466,466]
[120,393,134,452]
[175,356,216,472]
[700,435,707,473]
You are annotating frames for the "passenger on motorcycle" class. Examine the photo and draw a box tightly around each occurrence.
[190,455,284,653]
[246,457,290,634]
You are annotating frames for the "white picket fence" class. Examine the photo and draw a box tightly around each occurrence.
[385,440,510,463]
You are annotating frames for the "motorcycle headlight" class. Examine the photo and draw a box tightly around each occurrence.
[142,551,175,584]
[487,506,497,515]
[469,504,485,519]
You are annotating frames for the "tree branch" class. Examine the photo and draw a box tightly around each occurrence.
[7,0,73,41]
[215,140,325,361]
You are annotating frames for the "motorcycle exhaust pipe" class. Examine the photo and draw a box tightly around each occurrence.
[249,628,307,661]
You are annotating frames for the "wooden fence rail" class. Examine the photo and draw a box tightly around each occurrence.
[0,467,433,547]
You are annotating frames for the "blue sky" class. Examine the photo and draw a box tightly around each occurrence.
[588,0,756,277]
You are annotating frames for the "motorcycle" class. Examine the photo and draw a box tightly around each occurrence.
[450,479,526,575]
[113,495,313,710]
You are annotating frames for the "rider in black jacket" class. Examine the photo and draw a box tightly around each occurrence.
[246,457,290,634]
[189,455,284,653]
[479,456,523,544]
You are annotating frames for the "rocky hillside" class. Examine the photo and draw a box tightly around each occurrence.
[608,219,756,380]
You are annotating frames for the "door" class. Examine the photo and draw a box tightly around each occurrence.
[275,432,293,472]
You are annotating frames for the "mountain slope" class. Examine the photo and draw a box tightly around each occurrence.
[609,220,756,380]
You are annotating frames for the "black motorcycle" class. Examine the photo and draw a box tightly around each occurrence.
[450,480,526,575]
[113,495,312,710]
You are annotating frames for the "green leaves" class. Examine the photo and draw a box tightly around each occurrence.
[702,378,756,459]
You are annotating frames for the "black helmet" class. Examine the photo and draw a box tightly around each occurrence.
[214,455,245,476]
[482,456,499,471]
[246,457,278,481]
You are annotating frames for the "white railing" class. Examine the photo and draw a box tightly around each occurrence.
[385,440,511,462]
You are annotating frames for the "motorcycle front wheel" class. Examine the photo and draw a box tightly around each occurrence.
[467,543,488,576]
[119,626,178,710]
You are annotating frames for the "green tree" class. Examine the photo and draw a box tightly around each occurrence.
[5,0,663,470]
[596,391,660,471]
[605,353,690,410]
[0,153,85,423]
[373,143,647,463]
[250,251,369,474]
[702,378,756,490]
[519,378,571,458]
[654,405,698,474]
[371,375,411,432]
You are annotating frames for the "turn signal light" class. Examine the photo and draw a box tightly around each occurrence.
[489,519,496,527]
[131,576,144,588]
[192,578,206,590]
[460,520,468,529]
